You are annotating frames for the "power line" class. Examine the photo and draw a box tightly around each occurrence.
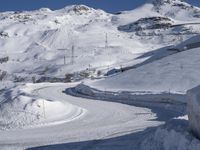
[57,45,76,65]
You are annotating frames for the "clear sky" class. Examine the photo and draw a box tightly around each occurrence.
[0,0,199,13]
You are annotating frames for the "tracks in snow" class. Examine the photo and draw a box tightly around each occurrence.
[0,83,181,150]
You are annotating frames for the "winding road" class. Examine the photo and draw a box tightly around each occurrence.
[0,83,180,150]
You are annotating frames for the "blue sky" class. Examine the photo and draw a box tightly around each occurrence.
[0,0,199,13]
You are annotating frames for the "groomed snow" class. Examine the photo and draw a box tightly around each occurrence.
[0,83,163,149]
[0,83,86,130]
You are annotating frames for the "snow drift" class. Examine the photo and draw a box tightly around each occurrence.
[0,83,85,130]
[187,85,200,139]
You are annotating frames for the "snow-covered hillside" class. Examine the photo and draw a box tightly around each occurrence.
[0,1,200,83]
[1,0,200,149]
[151,0,200,21]
[86,36,200,93]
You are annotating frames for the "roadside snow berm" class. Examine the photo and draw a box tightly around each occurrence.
[187,85,200,138]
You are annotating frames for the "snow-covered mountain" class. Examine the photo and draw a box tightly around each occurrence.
[151,0,200,20]
[0,0,200,83]
[1,0,200,123]
[1,1,200,149]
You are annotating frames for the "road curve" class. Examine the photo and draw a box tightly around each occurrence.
[0,83,163,150]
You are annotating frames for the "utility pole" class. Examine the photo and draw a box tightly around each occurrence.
[43,99,46,119]
[88,64,91,71]
[57,48,68,65]
[64,55,66,65]
[71,45,75,64]
[105,32,108,48]
[57,45,76,65]
[105,32,111,69]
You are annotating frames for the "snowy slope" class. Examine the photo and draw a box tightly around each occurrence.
[150,0,200,21]
[85,35,200,93]
[0,1,200,83]
[1,1,200,149]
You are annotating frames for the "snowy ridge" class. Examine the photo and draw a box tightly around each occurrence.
[150,0,200,20]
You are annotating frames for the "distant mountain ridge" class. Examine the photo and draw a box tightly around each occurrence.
[149,0,200,19]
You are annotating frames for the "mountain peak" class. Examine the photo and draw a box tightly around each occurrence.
[150,0,184,6]
[59,5,93,14]
[147,0,200,20]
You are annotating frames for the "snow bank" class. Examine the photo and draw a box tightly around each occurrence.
[175,35,200,51]
[141,125,200,150]
[140,116,200,150]
[187,85,200,138]
[0,94,68,130]
[72,83,186,112]
[0,83,83,130]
